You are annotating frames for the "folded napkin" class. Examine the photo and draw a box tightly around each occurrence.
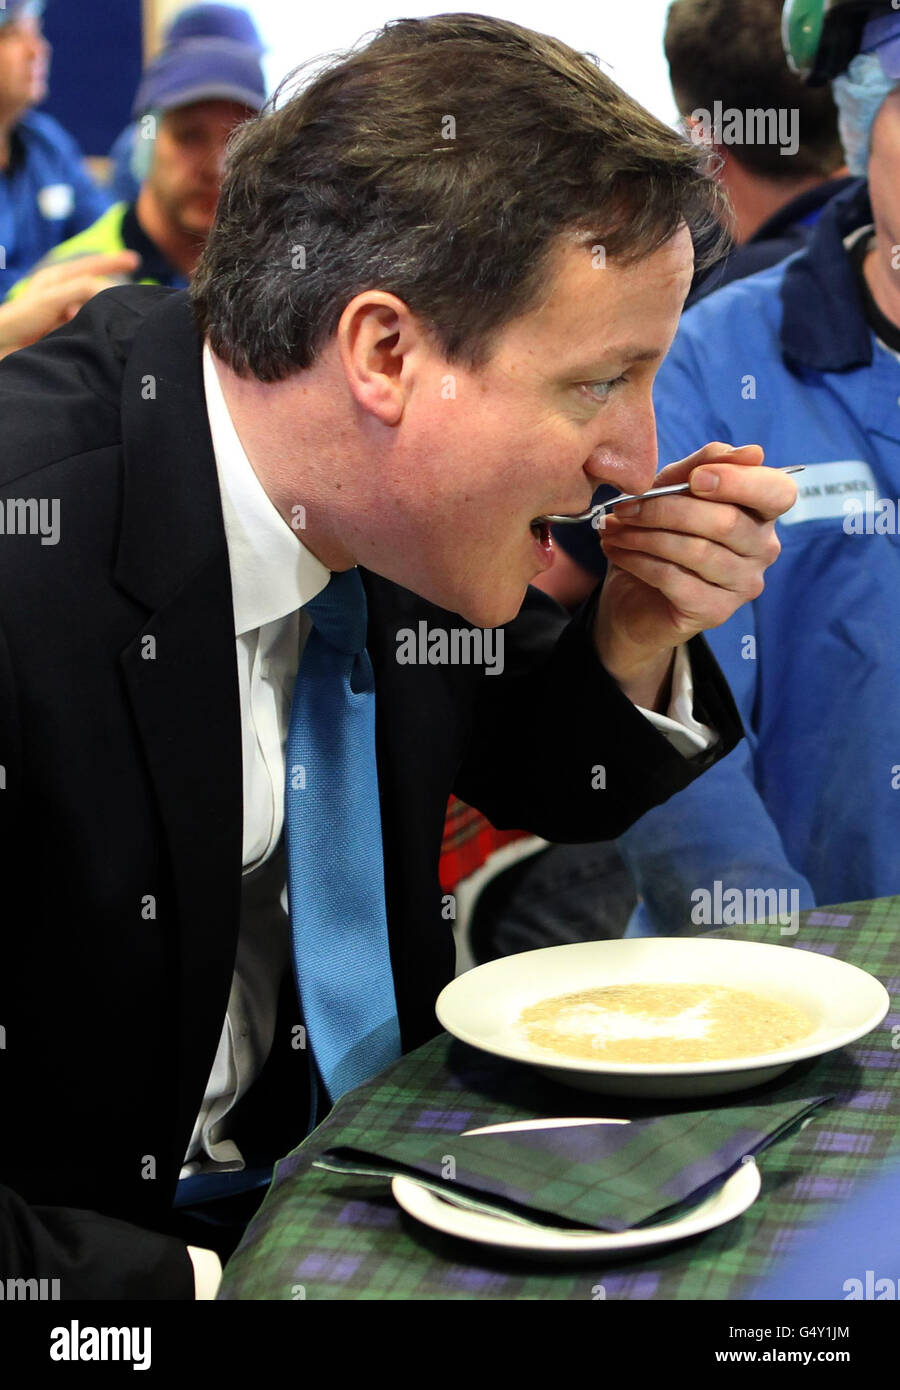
[313,1095,831,1231]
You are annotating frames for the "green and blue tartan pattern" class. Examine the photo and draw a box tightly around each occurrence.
[219,900,900,1300]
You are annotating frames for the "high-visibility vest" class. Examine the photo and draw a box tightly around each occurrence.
[5,202,165,301]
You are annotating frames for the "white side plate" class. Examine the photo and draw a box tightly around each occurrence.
[392,1118,761,1258]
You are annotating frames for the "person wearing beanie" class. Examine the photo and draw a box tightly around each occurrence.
[6,31,267,300]
[108,4,265,203]
[0,0,112,297]
[525,0,900,943]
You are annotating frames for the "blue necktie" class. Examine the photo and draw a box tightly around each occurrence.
[284,566,402,1128]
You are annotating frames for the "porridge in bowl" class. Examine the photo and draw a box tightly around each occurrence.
[517,982,815,1064]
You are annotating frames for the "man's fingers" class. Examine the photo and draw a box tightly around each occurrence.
[652,442,764,488]
[604,494,766,557]
[26,250,141,294]
[600,545,739,632]
[687,459,798,522]
[43,276,122,318]
[598,439,789,639]
[1,273,126,352]
[601,523,771,593]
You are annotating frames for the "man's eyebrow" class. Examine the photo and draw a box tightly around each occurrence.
[562,347,662,375]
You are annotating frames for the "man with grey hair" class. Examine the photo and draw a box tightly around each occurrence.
[0,13,794,1298]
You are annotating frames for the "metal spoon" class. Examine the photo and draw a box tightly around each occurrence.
[540,464,805,525]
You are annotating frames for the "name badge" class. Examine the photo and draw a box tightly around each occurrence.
[779,460,879,525]
[37,183,75,221]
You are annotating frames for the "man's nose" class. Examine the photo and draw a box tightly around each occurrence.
[585,408,659,496]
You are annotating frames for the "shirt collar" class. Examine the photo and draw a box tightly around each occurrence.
[202,341,331,637]
[779,178,876,374]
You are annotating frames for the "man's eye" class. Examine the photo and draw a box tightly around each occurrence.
[581,375,628,403]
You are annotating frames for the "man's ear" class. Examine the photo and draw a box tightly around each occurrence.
[336,291,421,426]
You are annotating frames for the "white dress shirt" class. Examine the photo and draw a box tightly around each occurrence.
[182,343,717,1181]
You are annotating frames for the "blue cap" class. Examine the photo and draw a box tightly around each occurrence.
[0,0,44,26]
[164,4,264,54]
[132,36,267,118]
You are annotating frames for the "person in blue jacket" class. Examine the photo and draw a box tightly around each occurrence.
[0,0,111,297]
[535,3,900,937]
[471,0,900,961]
[614,6,900,932]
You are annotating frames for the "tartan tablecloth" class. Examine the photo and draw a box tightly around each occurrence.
[218,899,900,1300]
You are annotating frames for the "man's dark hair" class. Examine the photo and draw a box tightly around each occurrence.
[665,0,845,180]
[193,12,730,382]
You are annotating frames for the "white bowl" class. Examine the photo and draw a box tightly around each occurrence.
[435,937,890,1098]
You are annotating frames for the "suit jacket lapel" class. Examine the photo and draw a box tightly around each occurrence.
[115,291,244,1172]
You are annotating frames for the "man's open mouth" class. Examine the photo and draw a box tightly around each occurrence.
[530,520,551,545]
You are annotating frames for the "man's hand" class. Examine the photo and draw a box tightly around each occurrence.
[592,442,796,710]
[0,251,141,359]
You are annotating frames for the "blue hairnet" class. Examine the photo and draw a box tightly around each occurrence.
[832,51,899,177]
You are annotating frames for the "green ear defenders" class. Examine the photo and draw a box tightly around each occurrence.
[782,0,896,84]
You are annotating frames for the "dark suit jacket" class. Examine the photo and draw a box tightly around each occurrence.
[0,286,742,1297]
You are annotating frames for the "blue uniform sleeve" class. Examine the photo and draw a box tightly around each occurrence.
[616,325,816,933]
[618,733,817,935]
